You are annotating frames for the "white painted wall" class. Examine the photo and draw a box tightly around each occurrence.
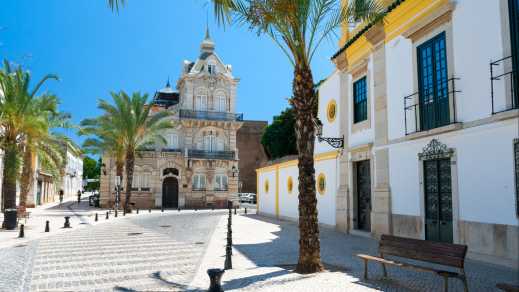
[278,166,299,220]
[316,71,342,154]
[389,120,518,226]
[258,170,276,216]
[257,158,338,226]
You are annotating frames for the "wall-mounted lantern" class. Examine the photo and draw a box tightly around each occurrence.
[312,117,344,149]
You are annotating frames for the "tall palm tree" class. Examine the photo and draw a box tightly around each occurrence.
[80,112,126,198]
[212,0,384,273]
[81,91,173,212]
[0,60,58,221]
[19,107,71,209]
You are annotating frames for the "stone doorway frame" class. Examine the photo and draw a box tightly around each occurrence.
[418,138,460,244]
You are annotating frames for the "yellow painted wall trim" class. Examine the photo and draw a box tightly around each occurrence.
[256,150,340,173]
[336,0,452,66]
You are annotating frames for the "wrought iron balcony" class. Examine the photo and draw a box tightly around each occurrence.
[188,149,235,160]
[179,109,243,121]
[404,77,460,135]
[161,148,182,153]
[491,55,518,114]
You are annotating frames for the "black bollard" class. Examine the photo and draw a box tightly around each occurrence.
[95,213,98,222]
[245,207,247,214]
[123,209,126,216]
[115,209,118,217]
[207,269,225,292]
[136,209,139,214]
[224,245,232,270]
[149,208,151,213]
[45,220,50,232]
[64,216,71,228]
[234,207,237,215]
[18,224,25,238]
[177,207,180,212]
[106,211,109,220]
[161,205,164,212]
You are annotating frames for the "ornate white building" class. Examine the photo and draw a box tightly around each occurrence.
[100,30,243,209]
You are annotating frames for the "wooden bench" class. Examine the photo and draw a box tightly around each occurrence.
[357,235,468,292]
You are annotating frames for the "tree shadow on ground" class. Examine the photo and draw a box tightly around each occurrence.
[233,214,511,291]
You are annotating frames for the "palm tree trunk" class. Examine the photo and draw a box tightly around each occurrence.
[293,64,323,274]
[19,148,35,208]
[124,150,134,212]
[1,145,19,226]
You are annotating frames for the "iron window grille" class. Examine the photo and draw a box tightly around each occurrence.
[353,77,368,123]
[491,55,517,114]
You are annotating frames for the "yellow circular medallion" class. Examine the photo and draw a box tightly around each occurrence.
[317,173,326,195]
[287,176,293,194]
[327,100,337,123]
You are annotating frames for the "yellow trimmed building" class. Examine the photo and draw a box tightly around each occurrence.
[257,0,518,268]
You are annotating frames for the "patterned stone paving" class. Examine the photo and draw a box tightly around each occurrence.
[0,212,222,292]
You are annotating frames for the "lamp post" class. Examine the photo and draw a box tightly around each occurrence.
[312,117,344,149]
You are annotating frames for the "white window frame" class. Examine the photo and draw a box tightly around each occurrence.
[192,174,206,190]
[196,95,208,111]
[217,95,226,112]
[215,174,228,191]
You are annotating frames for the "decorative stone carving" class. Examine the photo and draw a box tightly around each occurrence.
[418,139,454,160]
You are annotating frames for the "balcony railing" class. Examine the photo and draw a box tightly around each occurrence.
[404,77,460,135]
[179,109,243,121]
[188,149,235,160]
[491,55,518,114]
[161,148,182,153]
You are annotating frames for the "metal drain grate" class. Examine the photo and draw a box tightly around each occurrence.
[127,232,143,236]
[159,225,171,228]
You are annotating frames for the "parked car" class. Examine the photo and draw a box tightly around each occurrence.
[89,192,100,207]
[239,193,257,204]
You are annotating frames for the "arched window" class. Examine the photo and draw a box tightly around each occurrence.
[208,61,217,75]
[196,95,207,111]
[217,95,226,112]
[167,133,179,149]
[204,135,217,152]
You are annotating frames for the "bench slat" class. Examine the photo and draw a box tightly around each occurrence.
[357,254,460,276]
[380,235,467,268]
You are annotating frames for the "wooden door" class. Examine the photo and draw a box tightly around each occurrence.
[356,160,371,232]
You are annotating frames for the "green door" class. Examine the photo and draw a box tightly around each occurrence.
[424,158,453,243]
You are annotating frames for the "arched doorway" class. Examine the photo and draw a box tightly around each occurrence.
[162,177,179,208]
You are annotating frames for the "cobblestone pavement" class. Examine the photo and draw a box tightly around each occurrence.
[0,211,222,292]
[191,214,519,292]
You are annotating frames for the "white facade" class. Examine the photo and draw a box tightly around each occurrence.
[257,0,519,267]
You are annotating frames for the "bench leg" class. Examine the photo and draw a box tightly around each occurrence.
[363,259,368,280]
[381,263,388,278]
[443,275,449,292]
[461,275,469,292]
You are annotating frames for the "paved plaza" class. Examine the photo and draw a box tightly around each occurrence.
[0,200,518,291]
[0,200,224,292]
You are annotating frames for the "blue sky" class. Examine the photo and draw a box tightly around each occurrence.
[0,0,338,146]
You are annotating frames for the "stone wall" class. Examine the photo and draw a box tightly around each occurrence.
[237,120,268,193]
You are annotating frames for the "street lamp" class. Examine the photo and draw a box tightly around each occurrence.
[231,165,239,177]
[312,117,344,149]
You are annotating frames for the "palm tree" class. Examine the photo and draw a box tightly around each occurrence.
[0,60,58,222]
[81,91,173,212]
[19,107,71,209]
[211,0,384,273]
[80,112,126,200]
